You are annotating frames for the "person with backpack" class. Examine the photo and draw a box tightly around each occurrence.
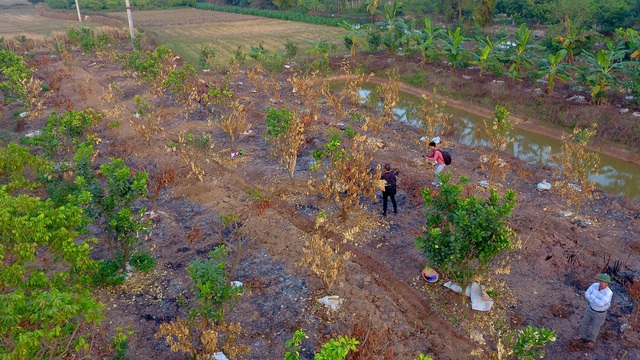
[424,141,450,186]
[380,163,397,217]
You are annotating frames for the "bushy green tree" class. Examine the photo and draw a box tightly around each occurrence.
[0,187,103,358]
[22,109,101,158]
[415,174,517,289]
[79,157,149,270]
[0,47,32,101]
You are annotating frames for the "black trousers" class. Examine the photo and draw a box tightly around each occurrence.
[382,191,397,215]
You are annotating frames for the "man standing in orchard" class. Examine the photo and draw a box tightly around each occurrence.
[577,273,613,348]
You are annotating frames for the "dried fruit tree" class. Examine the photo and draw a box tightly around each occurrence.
[264,107,306,181]
[552,124,600,216]
[480,105,513,188]
[309,129,382,222]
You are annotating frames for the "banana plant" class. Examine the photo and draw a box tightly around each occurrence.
[537,49,574,94]
[412,17,444,67]
[616,28,640,61]
[471,35,508,76]
[440,27,470,71]
[582,38,631,104]
[554,17,597,64]
[376,0,400,53]
[304,39,331,67]
[396,18,421,55]
[506,24,536,81]
[341,21,369,61]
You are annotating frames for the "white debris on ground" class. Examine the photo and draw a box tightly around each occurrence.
[25,130,41,137]
[443,282,494,311]
[230,281,243,288]
[537,180,551,191]
[205,352,229,360]
[318,295,343,311]
[431,136,441,144]
[567,95,587,104]
[478,180,490,188]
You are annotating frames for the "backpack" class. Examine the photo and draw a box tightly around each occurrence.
[383,173,397,195]
[439,149,452,165]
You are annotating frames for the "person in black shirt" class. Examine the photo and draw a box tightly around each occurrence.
[381,163,397,216]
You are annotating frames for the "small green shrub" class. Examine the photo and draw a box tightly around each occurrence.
[92,259,126,286]
[129,252,156,272]
[284,39,298,59]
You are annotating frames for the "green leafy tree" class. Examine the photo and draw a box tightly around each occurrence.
[80,157,149,270]
[163,64,199,121]
[315,335,359,360]
[0,47,32,101]
[537,49,574,94]
[511,326,557,360]
[415,174,517,290]
[397,18,422,54]
[0,143,51,192]
[0,186,103,359]
[474,0,497,27]
[199,43,216,69]
[155,246,249,359]
[284,329,358,360]
[284,329,307,360]
[22,109,101,158]
[553,17,596,64]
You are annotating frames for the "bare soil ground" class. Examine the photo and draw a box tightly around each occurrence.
[3,41,637,360]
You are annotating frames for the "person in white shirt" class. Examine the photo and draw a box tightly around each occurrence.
[577,273,613,347]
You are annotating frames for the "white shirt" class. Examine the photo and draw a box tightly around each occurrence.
[585,282,613,312]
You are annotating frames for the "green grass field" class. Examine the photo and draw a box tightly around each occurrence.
[106,8,349,67]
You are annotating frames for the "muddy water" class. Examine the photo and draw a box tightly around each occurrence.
[358,85,640,199]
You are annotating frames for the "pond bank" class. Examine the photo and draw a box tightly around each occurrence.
[357,75,640,166]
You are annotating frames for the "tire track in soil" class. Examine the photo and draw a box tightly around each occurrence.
[210,162,485,358]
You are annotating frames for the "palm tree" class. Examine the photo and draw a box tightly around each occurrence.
[537,49,574,94]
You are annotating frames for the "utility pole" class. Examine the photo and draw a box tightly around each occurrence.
[75,0,82,22]
[125,0,135,48]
